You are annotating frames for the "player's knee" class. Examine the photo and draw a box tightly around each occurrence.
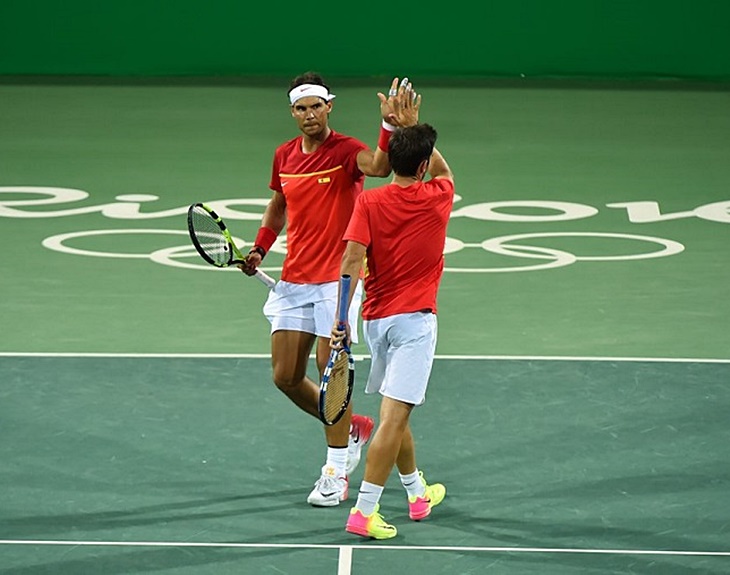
[272,371,300,392]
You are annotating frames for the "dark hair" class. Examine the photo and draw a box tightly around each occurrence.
[288,71,330,95]
[388,124,438,177]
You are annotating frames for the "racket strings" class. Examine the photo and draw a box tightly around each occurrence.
[189,207,230,265]
[322,352,351,422]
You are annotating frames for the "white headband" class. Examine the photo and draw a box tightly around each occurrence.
[288,84,336,105]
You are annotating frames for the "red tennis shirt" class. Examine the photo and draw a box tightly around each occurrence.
[270,131,367,283]
[344,178,455,320]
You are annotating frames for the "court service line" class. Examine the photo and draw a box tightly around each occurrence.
[0,540,729,558]
[1,352,729,363]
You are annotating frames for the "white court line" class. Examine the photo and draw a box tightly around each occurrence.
[0,540,729,558]
[1,352,729,363]
[337,545,353,575]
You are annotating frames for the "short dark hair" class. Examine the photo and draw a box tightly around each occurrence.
[388,124,438,177]
[288,71,330,95]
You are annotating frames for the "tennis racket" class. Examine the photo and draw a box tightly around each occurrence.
[187,203,276,289]
[318,274,355,426]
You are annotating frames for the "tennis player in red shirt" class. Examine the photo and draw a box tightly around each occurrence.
[331,123,454,538]
[240,72,420,506]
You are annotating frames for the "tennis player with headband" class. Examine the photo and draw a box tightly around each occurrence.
[240,72,420,507]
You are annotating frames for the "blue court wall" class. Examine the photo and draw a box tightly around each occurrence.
[1,0,728,79]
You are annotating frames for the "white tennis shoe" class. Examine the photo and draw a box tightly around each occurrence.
[346,414,375,476]
[307,465,348,507]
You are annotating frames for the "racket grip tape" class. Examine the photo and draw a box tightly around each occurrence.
[254,269,277,289]
[337,275,351,326]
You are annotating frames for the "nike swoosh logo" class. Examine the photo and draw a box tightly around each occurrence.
[321,491,338,498]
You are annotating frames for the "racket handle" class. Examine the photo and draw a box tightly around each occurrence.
[337,275,351,326]
[254,269,277,289]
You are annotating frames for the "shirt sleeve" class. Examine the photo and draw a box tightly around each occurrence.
[341,138,367,182]
[343,194,371,247]
[269,149,282,193]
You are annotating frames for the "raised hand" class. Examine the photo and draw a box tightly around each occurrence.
[378,77,421,128]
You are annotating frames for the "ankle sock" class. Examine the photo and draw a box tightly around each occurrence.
[355,481,383,516]
[326,447,348,477]
[399,469,426,499]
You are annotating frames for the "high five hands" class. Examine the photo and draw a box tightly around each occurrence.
[379,77,421,128]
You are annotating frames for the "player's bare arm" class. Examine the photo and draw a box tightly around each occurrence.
[330,240,367,349]
[428,147,454,181]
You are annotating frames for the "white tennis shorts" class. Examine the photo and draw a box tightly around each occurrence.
[363,311,438,406]
[263,279,363,342]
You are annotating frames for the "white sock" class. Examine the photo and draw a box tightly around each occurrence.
[399,469,426,499]
[355,481,384,516]
[326,447,348,477]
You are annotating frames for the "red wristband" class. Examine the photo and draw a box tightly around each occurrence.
[254,226,277,256]
[378,120,396,152]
